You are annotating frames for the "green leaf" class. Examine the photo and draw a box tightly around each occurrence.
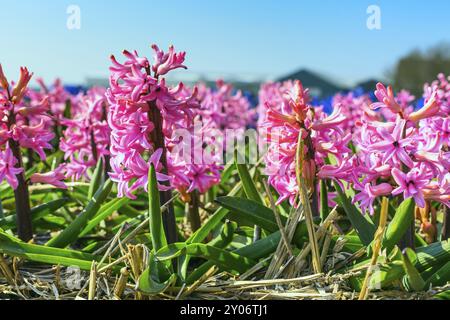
[0,230,112,271]
[232,231,281,260]
[349,260,405,291]
[320,179,329,221]
[221,162,236,183]
[168,222,238,281]
[401,248,426,292]
[118,204,141,218]
[424,261,450,288]
[188,182,242,245]
[79,197,130,237]
[0,198,70,230]
[207,220,237,249]
[216,196,277,232]
[415,233,428,248]
[87,158,104,200]
[334,181,376,246]
[331,234,364,257]
[0,183,11,200]
[435,290,450,300]
[16,254,98,271]
[186,232,282,284]
[187,244,256,274]
[155,243,187,261]
[148,164,167,252]
[369,261,405,290]
[418,263,445,282]
[216,196,312,248]
[178,184,243,282]
[383,198,415,252]
[46,180,113,248]
[415,240,450,272]
[235,156,262,204]
[157,243,255,275]
[138,253,177,295]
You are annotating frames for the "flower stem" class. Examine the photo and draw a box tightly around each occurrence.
[101,102,111,176]
[9,138,33,241]
[7,103,32,241]
[89,125,99,162]
[399,124,415,250]
[187,190,201,233]
[442,206,450,240]
[25,118,34,170]
[0,201,3,219]
[148,100,177,244]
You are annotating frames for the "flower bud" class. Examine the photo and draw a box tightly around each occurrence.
[407,92,439,122]
[0,64,9,91]
[11,67,33,104]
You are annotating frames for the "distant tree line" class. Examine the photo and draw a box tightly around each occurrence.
[388,43,450,97]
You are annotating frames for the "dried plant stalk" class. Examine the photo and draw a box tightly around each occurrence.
[0,255,14,285]
[296,132,321,274]
[88,262,97,300]
[114,267,129,299]
[359,197,389,300]
[263,179,294,257]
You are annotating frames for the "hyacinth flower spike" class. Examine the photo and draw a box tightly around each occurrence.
[0,65,34,241]
[107,45,200,242]
[0,65,64,240]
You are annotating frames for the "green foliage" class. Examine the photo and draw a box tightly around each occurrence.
[383,198,416,253]
[333,181,376,246]
[320,179,329,220]
[216,196,311,248]
[401,248,426,292]
[2,139,449,300]
[235,156,263,204]
[0,229,114,271]
[0,198,70,230]
[87,158,104,200]
[46,180,113,248]
[148,164,168,252]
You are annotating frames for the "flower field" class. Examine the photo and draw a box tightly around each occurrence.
[0,43,449,301]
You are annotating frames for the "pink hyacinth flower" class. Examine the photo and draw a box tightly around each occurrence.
[0,144,23,189]
[151,44,187,76]
[391,166,430,208]
[407,91,439,122]
[353,182,393,215]
[371,82,402,114]
[368,116,414,168]
[30,165,68,189]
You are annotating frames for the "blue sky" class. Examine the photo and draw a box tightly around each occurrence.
[1,0,450,86]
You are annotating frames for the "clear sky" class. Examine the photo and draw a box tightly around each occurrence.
[1,0,450,86]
